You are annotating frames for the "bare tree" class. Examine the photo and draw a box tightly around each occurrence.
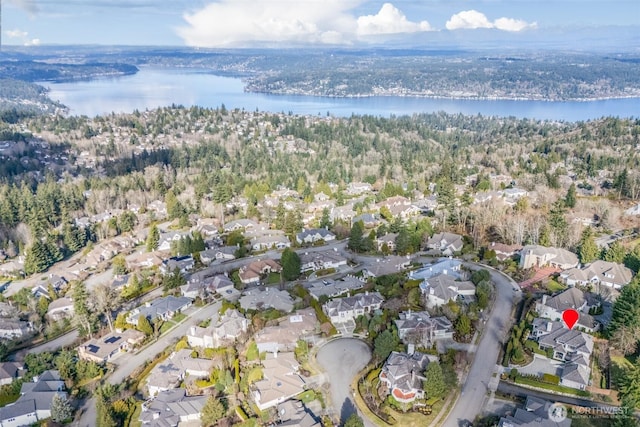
[93,283,121,333]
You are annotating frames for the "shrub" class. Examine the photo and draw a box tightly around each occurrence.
[542,373,560,385]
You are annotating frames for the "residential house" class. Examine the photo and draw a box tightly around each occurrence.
[330,205,355,223]
[425,232,464,256]
[299,250,347,273]
[395,311,454,347]
[139,389,207,427]
[408,258,462,281]
[503,187,528,204]
[352,213,380,228]
[379,351,433,403]
[419,274,475,308]
[488,242,523,261]
[239,288,295,313]
[535,288,599,332]
[276,399,320,427]
[307,275,366,301]
[45,297,74,322]
[345,182,372,195]
[147,200,168,218]
[253,352,307,411]
[0,319,32,341]
[157,231,190,252]
[375,233,398,252]
[199,246,236,264]
[498,396,572,427]
[160,255,195,275]
[186,309,248,348]
[77,329,146,363]
[146,349,215,396]
[531,319,593,390]
[251,235,291,251]
[127,296,193,326]
[238,259,282,285]
[126,251,164,270]
[322,291,384,324]
[0,363,23,386]
[296,229,336,245]
[362,256,411,279]
[560,260,633,290]
[377,196,420,220]
[519,245,579,270]
[223,219,258,233]
[0,370,65,427]
[110,274,130,292]
[254,308,319,353]
[180,274,234,299]
[625,204,640,216]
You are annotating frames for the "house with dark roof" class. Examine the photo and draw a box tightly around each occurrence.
[296,228,336,245]
[239,288,295,313]
[530,319,593,390]
[0,370,65,427]
[419,274,475,308]
[307,275,366,301]
[535,287,599,332]
[395,311,454,347]
[127,296,193,326]
[379,351,433,403]
[0,362,24,386]
[560,260,633,290]
[361,256,411,279]
[139,388,207,427]
[198,246,237,264]
[322,291,384,324]
[352,213,380,228]
[498,396,572,427]
[160,255,195,275]
[276,399,320,427]
[425,232,464,256]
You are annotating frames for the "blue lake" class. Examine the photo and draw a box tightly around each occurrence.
[42,67,640,121]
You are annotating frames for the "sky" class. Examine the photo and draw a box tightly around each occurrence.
[2,0,638,48]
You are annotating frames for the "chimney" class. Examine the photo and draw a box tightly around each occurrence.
[546,321,553,332]
[407,309,412,319]
[190,326,196,335]
[542,295,547,305]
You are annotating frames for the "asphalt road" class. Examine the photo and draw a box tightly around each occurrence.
[442,263,521,427]
[316,338,373,426]
[73,301,222,427]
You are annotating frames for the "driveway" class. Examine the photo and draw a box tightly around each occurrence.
[513,354,562,377]
[442,263,521,427]
[316,338,372,426]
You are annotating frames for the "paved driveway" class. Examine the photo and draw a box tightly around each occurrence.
[513,354,562,377]
[316,338,372,426]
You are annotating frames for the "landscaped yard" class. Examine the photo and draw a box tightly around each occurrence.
[545,279,566,293]
[514,375,590,397]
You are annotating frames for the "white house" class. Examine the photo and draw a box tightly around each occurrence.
[519,245,579,270]
[560,260,633,290]
[322,292,384,324]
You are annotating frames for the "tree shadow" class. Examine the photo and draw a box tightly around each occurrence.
[340,397,357,425]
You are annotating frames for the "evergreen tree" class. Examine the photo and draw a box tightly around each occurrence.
[373,329,399,361]
[608,278,640,336]
[50,393,73,422]
[578,227,599,264]
[565,183,577,208]
[344,413,364,427]
[146,223,160,252]
[424,362,447,399]
[455,313,472,339]
[395,227,411,255]
[24,241,51,275]
[348,220,364,252]
[281,248,301,281]
[319,207,332,229]
[201,396,226,426]
[604,241,627,264]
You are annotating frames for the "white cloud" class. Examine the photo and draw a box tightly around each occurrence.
[177,0,433,47]
[357,3,433,36]
[6,29,29,39]
[446,10,536,32]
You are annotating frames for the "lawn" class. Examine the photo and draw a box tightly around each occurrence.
[545,279,566,293]
[515,376,590,397]
[172,312,187,323]
[266,272,282,285]
[159,320,176,334]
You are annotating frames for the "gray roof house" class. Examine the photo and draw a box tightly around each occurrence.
[160,255,195,275]
[395,311,454,347]
[408,258,462,281]
[498,396,572,427]
[198,246,236,264]
[362,256,411,279]
[0,370,65,427]
[322,291,384,324]
[146,349,215,396]
[127,296,193,326]
[299,250,347,273]
[253,352,307,411]
[531,319,593,390]
[186,309,248,348]
[239,288,295,313]
[45,297,75,322]
[425,232,464,256]
[419,274,475,308]
[0,362,24,386]
[276,399,320,427]
[560,260,633,290]
[296,228,336,245]
[78,329,146,364]
[223,219,258,232]
[307,275,366,301]
[535,287,599,332]
[379,351,433,403]
[139,389,207,427]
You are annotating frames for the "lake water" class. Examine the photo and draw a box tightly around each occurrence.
[42,67,640,121]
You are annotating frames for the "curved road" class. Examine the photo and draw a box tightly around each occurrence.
[442,263,521,427]
[316,338,372,426]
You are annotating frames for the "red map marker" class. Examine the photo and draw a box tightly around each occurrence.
[562,309,580,330]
